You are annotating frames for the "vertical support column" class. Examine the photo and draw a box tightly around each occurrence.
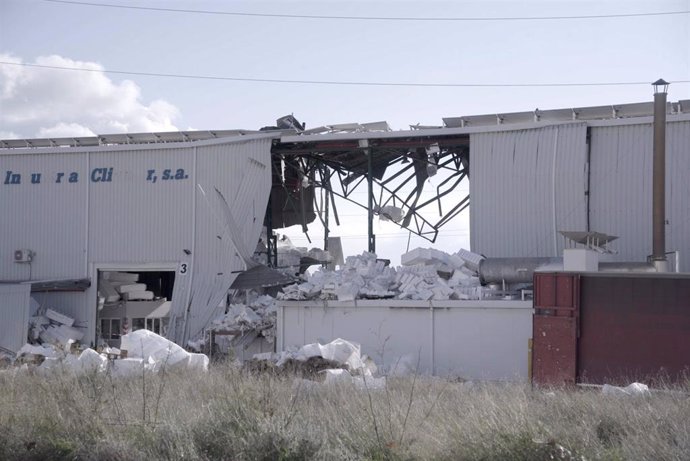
[362,140,375,253]
[429,301,435,375]
[324,168,330,252]
[266,192,274,268]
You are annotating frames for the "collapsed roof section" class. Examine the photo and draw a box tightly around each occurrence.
[269,125,470,246]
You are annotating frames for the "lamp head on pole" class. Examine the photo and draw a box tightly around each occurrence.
[652,78,669,94]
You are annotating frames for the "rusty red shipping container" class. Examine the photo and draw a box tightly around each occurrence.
[532,272,690,386]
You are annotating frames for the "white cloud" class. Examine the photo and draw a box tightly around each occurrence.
[36,122,96,138]
[0,54,180,139]
[0,131,20,140]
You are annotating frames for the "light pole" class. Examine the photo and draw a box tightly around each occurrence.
[652,78,669,272]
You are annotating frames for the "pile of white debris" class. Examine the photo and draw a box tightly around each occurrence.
[29,307,86,349]
[278,247,485,301]
[208,294,278,343]
[98,271,155,305]
[249,338,386,390]
[5,330,208,377]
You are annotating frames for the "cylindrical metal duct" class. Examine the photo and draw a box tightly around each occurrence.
[478,257,562,284]
[652,81,668,271]
[478,258,657,284]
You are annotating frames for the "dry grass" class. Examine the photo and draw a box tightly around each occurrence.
[0,360,688,460]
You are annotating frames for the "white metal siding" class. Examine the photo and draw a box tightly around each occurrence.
[0,284,31,353]
[590,120,690,270]
[666,121,690,272]
[88,147,194,263]
[0,154,88,280]
[470,124,588,257]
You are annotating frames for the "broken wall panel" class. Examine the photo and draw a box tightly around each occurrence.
[169,137,274,344]
[0,284,31,354]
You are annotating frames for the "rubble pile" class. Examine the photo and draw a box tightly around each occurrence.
[277,248,485,301]
[28,306,86,350]
[5,330,208,377]
[247,338,386,389]
[208,294,278,343]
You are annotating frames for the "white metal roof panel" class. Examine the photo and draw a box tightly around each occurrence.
[443,101,681,128]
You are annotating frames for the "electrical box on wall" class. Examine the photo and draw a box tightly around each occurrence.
[14,249,34,263]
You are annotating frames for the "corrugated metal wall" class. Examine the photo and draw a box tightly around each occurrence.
[1,135,274,346]
[589,120,690,271]
[0,284,31,353]
[0,153,88,280]
[88,147,194,263]
[470,124,588,257]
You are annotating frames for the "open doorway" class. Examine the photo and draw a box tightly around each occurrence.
[96,269,175,348]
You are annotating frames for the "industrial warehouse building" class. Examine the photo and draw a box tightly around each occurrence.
[1,99,689,361]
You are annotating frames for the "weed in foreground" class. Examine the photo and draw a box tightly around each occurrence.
[0,363,688,460]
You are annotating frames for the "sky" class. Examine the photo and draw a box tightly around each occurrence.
[1,0,689,264]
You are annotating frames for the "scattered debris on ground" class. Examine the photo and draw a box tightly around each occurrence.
[4,329,208,377]
[247,338,386,389]
[28,306,86,350]
[601,382,650,396]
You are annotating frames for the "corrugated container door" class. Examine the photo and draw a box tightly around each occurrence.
[532,273,580,386]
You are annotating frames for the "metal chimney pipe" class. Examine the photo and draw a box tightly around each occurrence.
[652,79,669,272]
